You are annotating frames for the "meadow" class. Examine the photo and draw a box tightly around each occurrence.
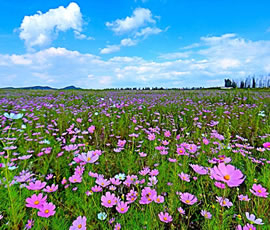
[0,89,269,230]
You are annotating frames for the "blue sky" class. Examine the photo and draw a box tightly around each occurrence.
[1,0,270,88]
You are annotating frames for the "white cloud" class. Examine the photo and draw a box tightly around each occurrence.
[135,27,162,38]
[106,8,155,34]
[74,31,94,40]
[2,34,270,88]
[100,45,121,54]
[19,2,83,49]
[120,38,137,46]
[100,38,137,54]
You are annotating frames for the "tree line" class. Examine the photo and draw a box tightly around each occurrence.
[224,74,270,88]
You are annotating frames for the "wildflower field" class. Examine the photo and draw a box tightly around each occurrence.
[0,89,269,230]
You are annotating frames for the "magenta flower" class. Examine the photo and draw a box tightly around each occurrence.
[245,212,264,225]
[178,172,190,182]
[37,202,56,218]
[69,174,82,183]
[176,147,185,155]
[216,196,233,208]
[96,178,111,187]
[139,187,157,204]
[250,184,268,198]
[238,194,250,202]
[43,184,58,193]
[178,207,185,215]
[201,210,212,219]
[158,212,173,223]
[78,151,99,163]
[69,216,87,230]
[92,185,103,192]
[189,164,208,175]
[180,192,197,205]
[101,192,117,208]
[214,181,226,189]
[116,201,129,214]
[26,180,46,191]
[148,133,155,141]
[154,195,164,203]
[114,223,121,230]
[26,193,47,209]
[210,163,245,187]
[88,125,95,134]
[25,219,34,229]
[263,142,270,149]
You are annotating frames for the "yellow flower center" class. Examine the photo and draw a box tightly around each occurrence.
[78,224,82,229]
[185,200,190,203]
[87,157,91,161]
[157,198,160,202]
[258,190,262,193]
[108,200,111,204]
[222,201,226,205]
[121,208,124,211]
[74,179,77,182]
[45,209,49,214]
[34,200,39,205]
[164,217,167,221]
[224,175,230,180]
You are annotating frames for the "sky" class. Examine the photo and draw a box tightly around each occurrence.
[1,0,270,89]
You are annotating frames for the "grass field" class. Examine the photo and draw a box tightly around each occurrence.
[0,89,269,230]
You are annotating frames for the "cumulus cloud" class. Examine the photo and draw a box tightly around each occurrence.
[135,27,162,38]
[1,34,270,88]
[19,2,83,49]
[106,8,155,34]
[100,38,137,54]
[102,8,162,54]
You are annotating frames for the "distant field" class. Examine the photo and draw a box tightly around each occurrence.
[0,90,269,229]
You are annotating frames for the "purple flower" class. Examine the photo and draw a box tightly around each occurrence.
[178,172,190,182]
[216,196,233,208]
[250,184,268,198]
[116,201,129,214]
[101,192,117,208]
[37,202,56,218]
[245,212,264,225]
[43,184,58,193]
[26,180,46,191]
[210,163,245,187]
[201,210,212,219]
[158,212,173,223]
[78,151,99,163]
[189,164,208,175]
[180,192,197,205]
[26,193,47,209]
[25,219,34,229]
[238,194,250,202]
[69,216,87,230]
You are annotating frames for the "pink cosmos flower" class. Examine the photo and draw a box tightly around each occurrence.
[78,151,99,164]
[26,180,46,191]
[263,142,270,149]
[96,178,110,187]
[154,195,164,203]
[92,185,103,192]
[177,207,185,215]
[26,193,47,209]
[176,147,185,155]
[25,219,34,229]
[43,184,58,193]
[114,223,121,230]
[88,125,95,134]
[216,196,233,208]
[37,202,56,218]
[201,210,212,219]
[178,172,190,182]
[236,224,256,230]
[210,163,245,187]
[214,182,226,189]
[187,144,197,153]
[139,187,157,204]
[69,216,87,230]
[164,130,171,137]
[189,164,208,175]
[69,174,82,183]
[180,192,197,205]
[238,194,250,201]
[148,133,156,141]
[158,212,173,223]
[116,201,129,214]
[117,140,126,148]
[250,184,268,198]
[101,192,117,208]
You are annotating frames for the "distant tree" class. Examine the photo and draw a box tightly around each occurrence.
[240,81,245,89]
[252,77,256,88]
[232,81,237,88]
